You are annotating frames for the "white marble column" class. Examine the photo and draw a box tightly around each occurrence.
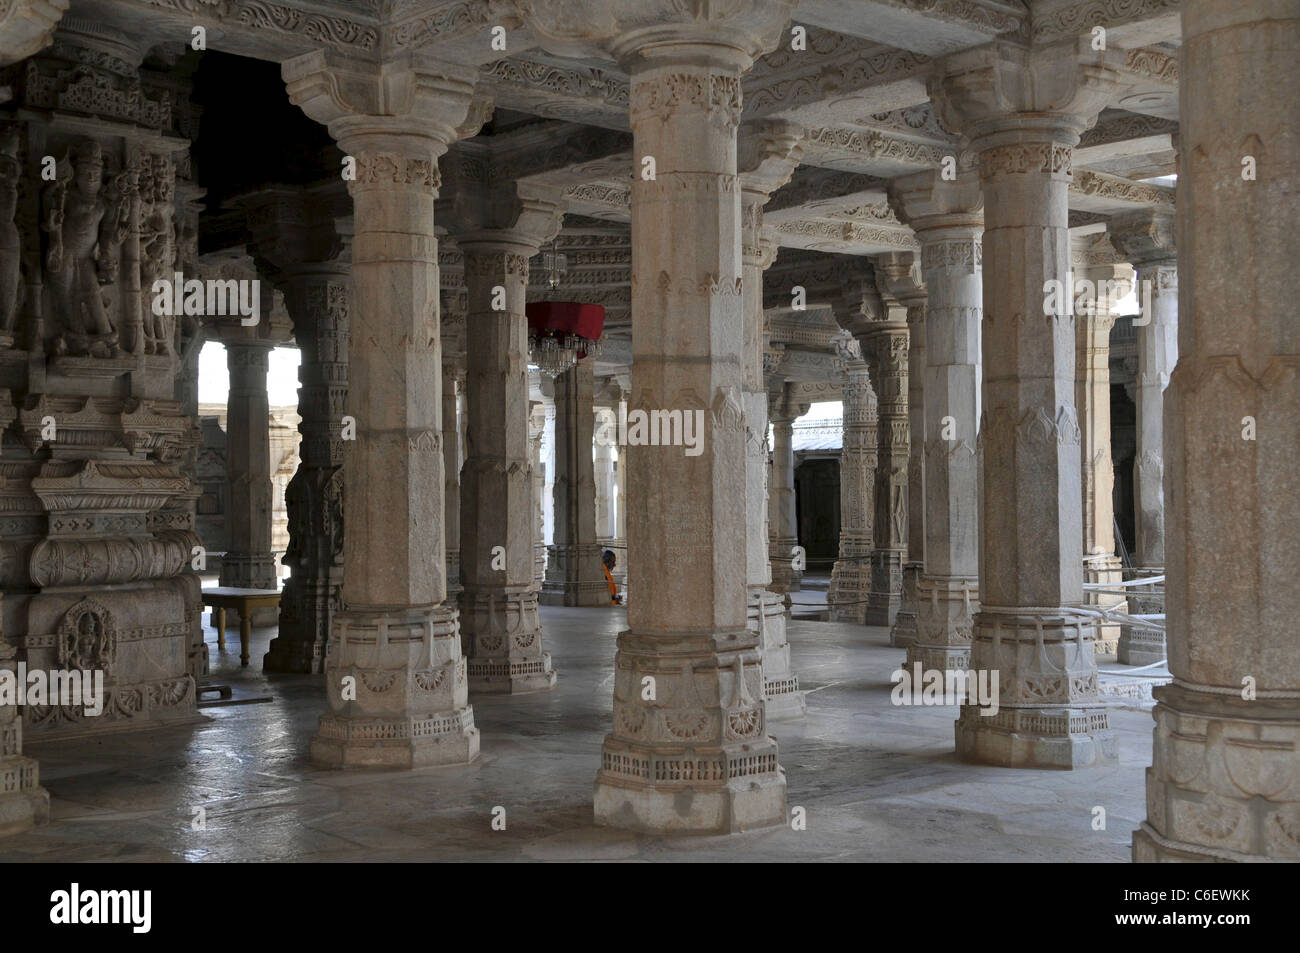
[285,52,478,768]
[589,8,792,833]
[890,289,926,647]
[932,45,1121,767]
[459,235,558,691]
[1110,211,1176,665]
[594,403,617,543]
[740,122,806,719]
[441,357,464,610]
[1073,252,1132,654]
[543,356,606,607]
[246,187,351,674]
[894,171,983,671]
[529,396,548,591]
[219,338,279,625]
[828,343,877,625]
[1134,0,1300,862]
[768,384,805,599]
[864,260,914,629]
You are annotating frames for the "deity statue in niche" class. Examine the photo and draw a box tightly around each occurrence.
[138,153,175,356]
[0,124,22,338]
[42,139,125,357]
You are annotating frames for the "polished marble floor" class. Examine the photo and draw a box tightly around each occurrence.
[2,604,1155,862]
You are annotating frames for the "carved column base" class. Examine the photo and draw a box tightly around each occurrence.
[866,550,904,627]
[460,588,556,694]
[828,556,870,625]
[749,587,805,720]
[219,552,280,626]
[1118,567,1165,666]
[1,654,49,836]
[769,537,801,597]
[593,629,786,834]
[266,575,338,674]
[20,578,201,739]
[541,543,608,607]
[310,605,478,769]
[1084,555,1125,655]
[1133,683,1300,862]
[445,551,463,612]
[954,610,1116,769]
[906,575,977,671]
[890,561,923,647]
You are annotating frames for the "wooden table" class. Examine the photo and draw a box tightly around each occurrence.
[201,587,281,667]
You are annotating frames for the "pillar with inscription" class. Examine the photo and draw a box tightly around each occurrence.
[932,44,1122,767]
[285,51,479,767]
[1134,0,1300,861]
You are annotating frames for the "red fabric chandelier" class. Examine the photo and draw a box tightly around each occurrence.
[526,302,606,377]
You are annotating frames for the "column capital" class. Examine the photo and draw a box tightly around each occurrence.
[874,251,925,316]
[0,0,66,67]
[739,119,806,199]
[930,43,1129,149]
[442,175,564,251]
[1109,209,1176,267]
[890,169,984,235]
[521,0,795,71]
[283,50,477,164]
[241,183,352,285]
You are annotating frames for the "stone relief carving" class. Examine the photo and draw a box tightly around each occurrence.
[0,123,21,339]
[42,138,126,357]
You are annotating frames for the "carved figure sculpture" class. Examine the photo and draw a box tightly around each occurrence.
[0,124,22,336]
[43,139,122,357]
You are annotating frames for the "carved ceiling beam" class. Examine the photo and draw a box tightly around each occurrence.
[795,0,1026,55]
[1029,0,1181,49]
[75,0,382,63]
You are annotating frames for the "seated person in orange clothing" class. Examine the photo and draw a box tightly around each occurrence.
[602,549,622,606]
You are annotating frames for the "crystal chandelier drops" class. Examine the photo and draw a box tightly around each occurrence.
[526,242,604,377]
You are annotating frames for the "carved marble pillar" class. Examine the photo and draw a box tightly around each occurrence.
[246,186,352,674]
[1134,0,1300,861]
[543,356,606,607]
[528,396,547,591]
[439,304,465,608]
[767,386,805,599]
[741,124,805,718]
[285,52,479,768]
[218,339,279,624]
[1073,252,1132,655]
[864,259,913,629]
[1,556,48,837]
[893,171,983,671]
[1111,211,1176,665]
[459,234,558,691]
[828,345,877,625]
[2,22,204,739]
[594,403,617,544]
[890,292,926,647]
[931,45,1121,767]
[586,11,791,833]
